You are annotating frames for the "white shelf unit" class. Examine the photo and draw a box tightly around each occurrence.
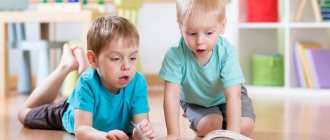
[232,0,330,94]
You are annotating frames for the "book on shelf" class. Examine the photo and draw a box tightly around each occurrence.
[294,42,306,88]
[294,42,321,88]
[318,0,330,21]
[203,130,252,140]
[312,0,322,21]
[305,49,319,88]
[305,48,330,88]
[295,0,322,22]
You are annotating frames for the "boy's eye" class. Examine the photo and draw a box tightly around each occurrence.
[110,58,120,61]
[185,31,196,36]
[206,32,213,35]
[189,33,197,36]
[130,57,137,61]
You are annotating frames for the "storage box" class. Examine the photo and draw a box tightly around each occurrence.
[247,0,278,22]
[252,53,284,86]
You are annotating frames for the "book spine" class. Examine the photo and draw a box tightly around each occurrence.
[294,42,306,87]
[295,0,308,22]
[305,49,320,88]
[311,0,322,22]
[298,43,314,88]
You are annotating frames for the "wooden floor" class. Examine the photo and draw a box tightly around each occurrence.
[1,88,330,140]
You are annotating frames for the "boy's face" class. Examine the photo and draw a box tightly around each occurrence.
[180,16,226,60]
[88,38,138,93]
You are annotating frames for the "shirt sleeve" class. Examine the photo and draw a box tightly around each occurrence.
[220,41,245,88]
[73,77,95,113]
[131,74,149,115]
[158,47,184,84]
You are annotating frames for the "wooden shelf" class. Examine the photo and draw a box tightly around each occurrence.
[289,22,330,28]
[239,23,285,29]
[246,85,330,95]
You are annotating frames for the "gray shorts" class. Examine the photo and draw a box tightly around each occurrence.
[180,85,256,131]
[24,98,68,130]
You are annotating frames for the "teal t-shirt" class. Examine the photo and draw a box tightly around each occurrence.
[62,68,149,134]
[159,36,245,107]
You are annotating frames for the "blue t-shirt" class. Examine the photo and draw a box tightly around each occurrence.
[62,68,149,134]
[159,36,245,107]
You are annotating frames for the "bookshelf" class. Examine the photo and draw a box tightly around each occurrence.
[233,0,330,94]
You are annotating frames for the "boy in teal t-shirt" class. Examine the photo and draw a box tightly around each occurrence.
[159,0,255,139]
[18,16,156,140]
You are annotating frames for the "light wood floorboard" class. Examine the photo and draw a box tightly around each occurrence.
[1,88,330,140]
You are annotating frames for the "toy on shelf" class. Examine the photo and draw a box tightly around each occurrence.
[247,0,278,22]
[252,53,284,86]
[114,0,144,26]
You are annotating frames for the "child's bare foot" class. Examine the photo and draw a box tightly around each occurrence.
[59,44,79,73]
[73,47,88,75]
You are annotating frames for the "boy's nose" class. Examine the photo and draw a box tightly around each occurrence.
[121,60,130,71]
[197,35,204,45]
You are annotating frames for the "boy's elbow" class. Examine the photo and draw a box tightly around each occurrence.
[75,126,85,139]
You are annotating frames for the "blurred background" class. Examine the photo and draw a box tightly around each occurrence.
[4,0,330,95]
[1,0,330,139]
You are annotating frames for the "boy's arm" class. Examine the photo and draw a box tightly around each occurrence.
[164,81,181,138]
[74,109,107,139]
[74,109,128,140]
[224,84,242,133]
[132,113,156,139]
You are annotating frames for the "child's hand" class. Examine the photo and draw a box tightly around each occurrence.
[105,130,129,140]
[133,120,156,140]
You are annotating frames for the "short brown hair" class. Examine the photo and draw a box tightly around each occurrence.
[87,16,140,56]
[176,0,231,25]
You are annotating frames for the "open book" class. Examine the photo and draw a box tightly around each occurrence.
[203,130,252,140]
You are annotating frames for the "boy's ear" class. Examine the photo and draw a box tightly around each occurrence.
[86,50,98,68]
[219,18,227,34]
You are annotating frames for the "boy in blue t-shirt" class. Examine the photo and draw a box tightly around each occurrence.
[18,16,156,140]
[159,0,255,139]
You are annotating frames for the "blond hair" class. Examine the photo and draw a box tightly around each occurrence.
[176,0,231,25]
[87,16,139,56]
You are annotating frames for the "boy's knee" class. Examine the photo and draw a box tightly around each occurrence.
[240,117,255,136]
[196,114,223,136]
[17,108,31,125]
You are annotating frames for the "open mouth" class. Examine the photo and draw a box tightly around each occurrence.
[196,49,206,53]
[119,75,129,84]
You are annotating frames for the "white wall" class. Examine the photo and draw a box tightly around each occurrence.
[9,3,235,75]
[138,3,180,74]
[138,3,237,74]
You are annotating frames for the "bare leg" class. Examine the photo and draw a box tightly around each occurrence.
[240,117,254,136]
[195,114,223,136]
[17,44,87,124]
